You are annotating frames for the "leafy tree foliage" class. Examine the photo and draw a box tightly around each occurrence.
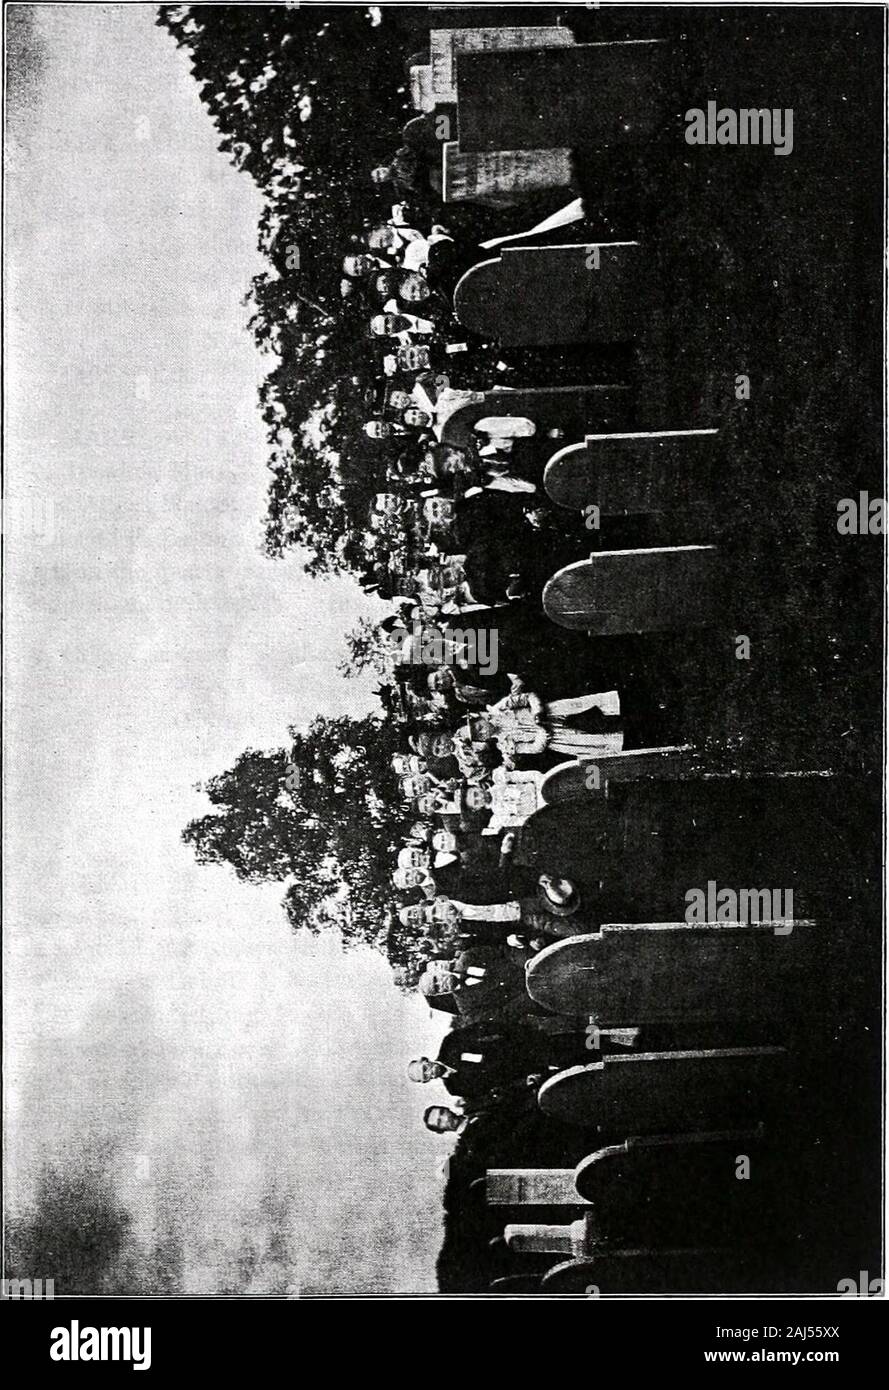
[183,715,413,955]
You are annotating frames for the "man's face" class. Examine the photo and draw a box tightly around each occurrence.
[429,669,455,693]
[440,447,471,477]
[399,346,428,371]
[371,166,390,184]
[432,829,457,854]
[431,734,454,759]
[402,847,427,870]
[408,775,432,799]
[424,498,455,527]
[441,562,462,587]
[369,227,396,251]
[404,868,426,889]
[403,407,429,428]
[472,717,494,741]
[344,254,372,277]
[465,786,489,812]
[388,390,410,412]
[427,1107,460,1134]
[365,420,390,439]
[402,276,430,303]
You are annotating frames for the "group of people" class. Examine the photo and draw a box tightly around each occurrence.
[386,659,630,1136]
[346,206,564,605]
[339,134,606,611]
[328,71,643,1173]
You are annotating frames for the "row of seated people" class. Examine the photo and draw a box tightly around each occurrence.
[385,666,628,1148]
[330,152,644,613]
[363,485,592,607]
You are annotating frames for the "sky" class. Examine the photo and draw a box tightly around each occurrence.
[3,1,451,1295]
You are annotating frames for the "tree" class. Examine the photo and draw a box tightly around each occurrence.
[6,1164,133,1296]
[182,715,408,954]
[157,4,419,576]
[157,6,535,579]
[337,618,396,680]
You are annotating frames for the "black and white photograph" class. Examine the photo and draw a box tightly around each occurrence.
[3,0,886,1324]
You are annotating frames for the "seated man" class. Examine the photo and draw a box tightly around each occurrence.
[410,1020,590,1101]
[396,840,540,904]
[411,1050,512,1102]
[423,1093,538,1145]
[424,1105,473,1136]
[417,943,535,1024]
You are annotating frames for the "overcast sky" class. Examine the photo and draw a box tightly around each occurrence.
[4,2,449,1295]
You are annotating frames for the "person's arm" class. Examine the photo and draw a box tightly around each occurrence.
[526,725,549,756]
[485,474,538,493]
[498,831,516,864]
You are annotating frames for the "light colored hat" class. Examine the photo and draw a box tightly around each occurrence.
[537,875,581,917]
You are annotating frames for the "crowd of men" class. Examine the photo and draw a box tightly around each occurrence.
[391,671,630,1138]
[326,63,654,1191]
[293,13,883,1298]
[331,134,637,1146]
